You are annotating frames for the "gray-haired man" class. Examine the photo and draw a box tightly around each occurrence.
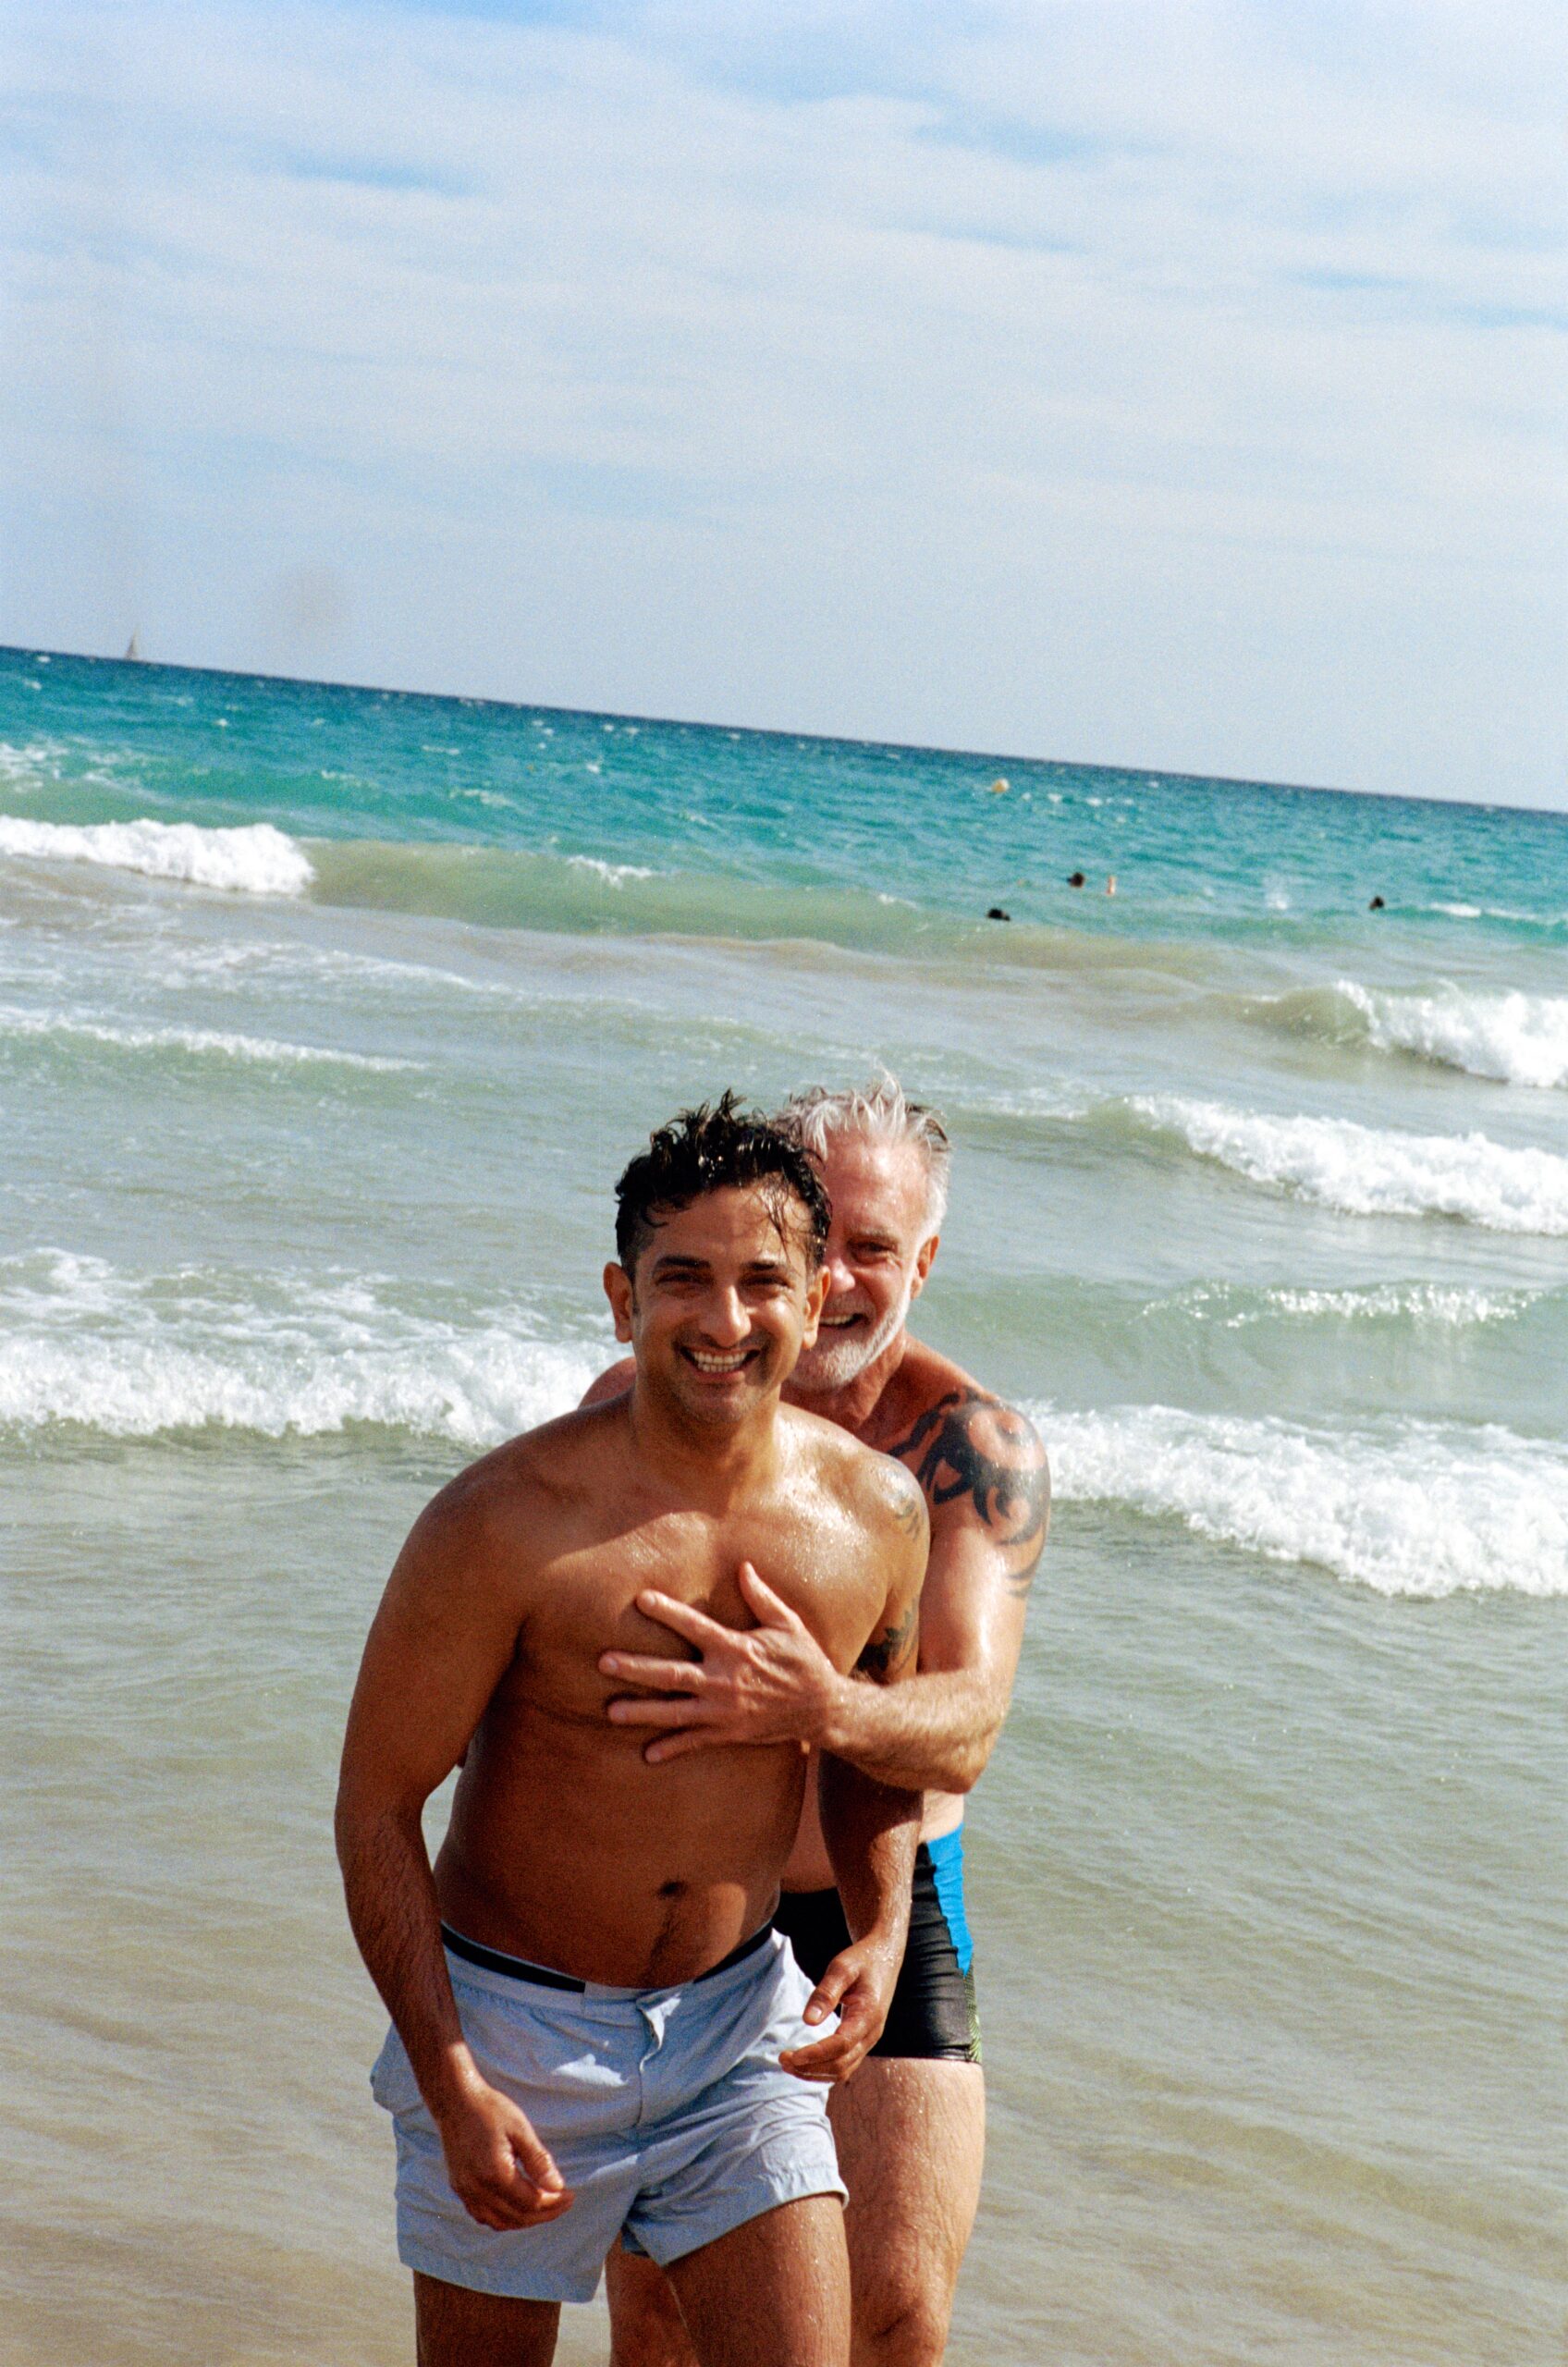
[586,1080,1048,2366]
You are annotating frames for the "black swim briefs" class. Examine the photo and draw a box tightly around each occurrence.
[771,1834,980,2065]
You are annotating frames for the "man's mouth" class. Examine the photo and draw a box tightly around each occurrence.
[680,1345,759,1375]
[817,1312,866,1331]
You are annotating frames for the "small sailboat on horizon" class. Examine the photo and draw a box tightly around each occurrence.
[123,628,142,661]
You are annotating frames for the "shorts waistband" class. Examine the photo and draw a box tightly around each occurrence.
[440,1918,776,1995]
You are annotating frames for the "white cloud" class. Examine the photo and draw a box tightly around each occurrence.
[0,0,1562,802]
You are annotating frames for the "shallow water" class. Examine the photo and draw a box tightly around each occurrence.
[2,649,1563,2362]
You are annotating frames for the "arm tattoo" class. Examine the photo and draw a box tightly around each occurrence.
[888,1390,1049,1597]
[856,1596,918,1683]
[889,1470,925,1538]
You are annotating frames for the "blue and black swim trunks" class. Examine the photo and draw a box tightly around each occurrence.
[772,1830,980,2064]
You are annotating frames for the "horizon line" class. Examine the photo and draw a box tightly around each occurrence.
[3,641,1557,828]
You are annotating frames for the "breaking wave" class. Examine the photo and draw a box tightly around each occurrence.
[7,1250,1563,1599]
[1129,1097,1568,1234]
[0,814,314,895]
[0,1254,595,1444]
[0,1006,416,1071]
[1257,978,1568,1089]
[1036,1400,1568,1599]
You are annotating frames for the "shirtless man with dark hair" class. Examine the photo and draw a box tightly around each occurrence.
[590,1081,1048,2367]
[337,1098,926,2367]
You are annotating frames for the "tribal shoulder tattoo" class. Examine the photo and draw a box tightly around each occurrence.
[888,1388,1050,1598]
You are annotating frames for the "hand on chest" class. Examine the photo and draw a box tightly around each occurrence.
[537,1507,869,1676]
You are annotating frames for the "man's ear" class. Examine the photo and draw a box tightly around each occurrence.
[605,1261,635,1344]
[909,1233,939,1299]
[800,1262,831,1348]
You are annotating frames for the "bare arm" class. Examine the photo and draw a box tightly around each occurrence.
[336,1478,572,2230]
[780,1474,926,2082]
[601,1394,1048,1794]
[815,1395,1047,1789]
[818,1395,1047,1789]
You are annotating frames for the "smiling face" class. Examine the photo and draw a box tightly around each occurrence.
[789,1134,938,1396]
[605,1184,828,1429]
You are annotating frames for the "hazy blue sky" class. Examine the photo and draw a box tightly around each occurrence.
[2,2,1562,803]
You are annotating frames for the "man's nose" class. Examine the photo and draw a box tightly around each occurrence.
[823,1247,856,1296]
[701,1287,751,1345]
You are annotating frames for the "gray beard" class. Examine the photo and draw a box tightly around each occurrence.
[797,1287,912,1392]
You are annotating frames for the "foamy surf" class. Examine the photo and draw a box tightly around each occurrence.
[0,814,314,896]
[1130,1096,1568,1234]
[0,1255,595,1444]
[1258,979,1568,1089]
[0,1007,417,1072]
[1035,1400,1568,1598]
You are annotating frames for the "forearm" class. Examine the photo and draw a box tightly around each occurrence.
[818,1666,1004,1793]
[336,1797,476,2114]
[817,1752,921,1954]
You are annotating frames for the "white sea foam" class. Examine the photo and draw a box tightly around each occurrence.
[1155,1281,1537,1331]
[0,1254,594,1444]
[0,814,314,895]
[1035,1399,1568,1599]
[1331,979,1568,1090]
[0,1006,417,1071]
[1132,1096,1568,1234]
[565,855,657,886]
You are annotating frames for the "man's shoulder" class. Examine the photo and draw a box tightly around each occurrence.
[409,1403,627,1567]
[875,1340,1048,1535]
[781,1402,927,1552]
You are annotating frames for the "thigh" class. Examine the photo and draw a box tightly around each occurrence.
[413,2270,560,2367]
[665,2197,851,2367]
[829,2060,986,2350]
[606,2245,700,2367]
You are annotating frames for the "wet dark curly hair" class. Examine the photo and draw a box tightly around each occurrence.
[614,1092,831,1275]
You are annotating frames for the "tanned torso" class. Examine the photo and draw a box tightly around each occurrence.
[431,1396,922,1987]
[782,1336,1045,1888]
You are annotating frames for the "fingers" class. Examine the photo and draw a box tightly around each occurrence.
[456,2141,576,2232]
[802,1954,857,2025]
[600,1652,713,1693]
[779,2001,875,2084]
[464,2180,575,2232]
[633,1590,729,1646]
[736,1560,805,1628]
[606,1695,716,1730]
[643,1727,726,1764]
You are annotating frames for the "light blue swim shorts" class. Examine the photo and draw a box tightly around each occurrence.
[370,1926,846,2303]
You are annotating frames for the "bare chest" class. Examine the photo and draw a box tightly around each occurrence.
[506,1507,881,1725]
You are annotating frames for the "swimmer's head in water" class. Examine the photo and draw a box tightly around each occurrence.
[614,1092,830,1278]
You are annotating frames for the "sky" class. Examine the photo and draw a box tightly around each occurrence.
[1,0,1563,805]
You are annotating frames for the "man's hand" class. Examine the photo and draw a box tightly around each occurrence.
[435,2074,576,2233]
[599,1563,845,1764]
[778,1935,900,2085]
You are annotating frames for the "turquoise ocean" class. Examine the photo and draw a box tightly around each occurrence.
[2,646,1562,2365]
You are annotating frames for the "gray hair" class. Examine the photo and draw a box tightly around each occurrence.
[775,1074,951,1230]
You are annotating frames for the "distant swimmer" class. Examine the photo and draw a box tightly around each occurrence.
[1105,875,1117,896]
[1369,894,1386,911]
[988,779,1009,795]
[985,906,1011,922]
[1067,871,1085,888]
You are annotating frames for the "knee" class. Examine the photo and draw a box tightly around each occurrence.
[606,2248,695,2367]
[854,2282,952,2367]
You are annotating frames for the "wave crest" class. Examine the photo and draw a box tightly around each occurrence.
[1259,979,1568,1089]
[0,1255,594,1443]
[1130,1096,1568,1234]
[1037,1400,1568,1598]
[0,814,314,896]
